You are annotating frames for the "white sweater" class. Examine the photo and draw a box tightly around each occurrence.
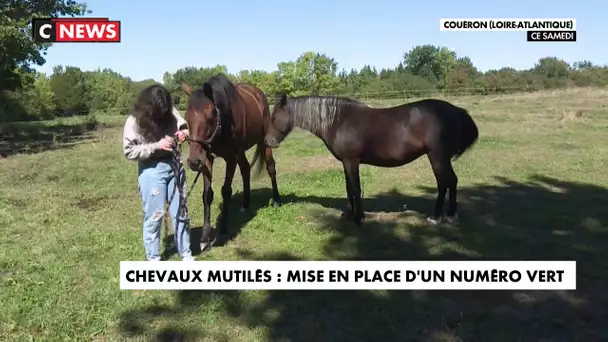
[122,107,188,161]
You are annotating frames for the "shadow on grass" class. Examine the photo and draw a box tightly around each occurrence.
[121,174,608,341]
[165,183,433,259]
[162,190,273,258]
[0,117,100,158]
[118,303,206,341]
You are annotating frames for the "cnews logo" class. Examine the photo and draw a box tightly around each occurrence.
[32,17,121,43]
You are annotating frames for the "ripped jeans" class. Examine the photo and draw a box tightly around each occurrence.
[138,159,192,261]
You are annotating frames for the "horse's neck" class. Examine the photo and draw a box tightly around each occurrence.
[291,103,335,138]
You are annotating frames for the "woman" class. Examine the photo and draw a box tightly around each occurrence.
[122,84,194,261]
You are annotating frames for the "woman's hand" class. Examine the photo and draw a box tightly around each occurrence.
[158,136,175,151]
[175,129,189,143]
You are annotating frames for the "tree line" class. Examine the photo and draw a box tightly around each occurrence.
[3,48,607,123]
[1,2,607,123]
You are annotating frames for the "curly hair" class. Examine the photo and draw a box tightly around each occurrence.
[132,84,177,141]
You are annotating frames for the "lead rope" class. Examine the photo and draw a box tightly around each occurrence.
[164,138,183,244]
[164,136,202,248]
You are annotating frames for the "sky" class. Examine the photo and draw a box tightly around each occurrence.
[34,0,604,82]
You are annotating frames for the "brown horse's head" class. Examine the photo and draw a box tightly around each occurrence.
[181,80,222,171]
[264,94,293,148]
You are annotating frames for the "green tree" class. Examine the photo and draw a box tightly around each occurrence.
[403,45,457,88]
[274,52,341,96]
[533,57,572,89]
[236,69,279,97]
[0,0,89,91]
[21,72,57,119]
[50,65,90,116]
[165,65,229,108]
[533,57,570,79]
[572,60,594,70]
[87,68,131,111]
[446,56,481,90]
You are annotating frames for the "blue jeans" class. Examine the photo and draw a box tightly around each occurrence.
[138,159,192,260]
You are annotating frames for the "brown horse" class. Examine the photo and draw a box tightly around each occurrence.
[181,74,282,252]
[264,94,479,226]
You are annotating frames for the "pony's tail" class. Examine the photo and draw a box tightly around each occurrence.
[251,141,267,179]
[251,89,272,179]
[452,108,479,161]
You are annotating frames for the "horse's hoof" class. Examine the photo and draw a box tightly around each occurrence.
[426,217,441,225]
[211,231,231,247]
[444,214,458,224]
[239,207,249,213]
[271,200,282,208]
[200,225,216,252]
[351,212,364,226]
[200,242,212,253]
[340,211,353,220]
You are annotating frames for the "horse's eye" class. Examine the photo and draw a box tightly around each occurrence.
[271,116,275,121]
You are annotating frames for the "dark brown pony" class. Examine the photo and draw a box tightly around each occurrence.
[181,74,282,252]
[264,94,479,226]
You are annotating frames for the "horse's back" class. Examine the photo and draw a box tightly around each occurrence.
[235,83,269,116]
[400,98,478,158]
[321,96,477,168]
[231,83,271,147]
[342,98,476,164]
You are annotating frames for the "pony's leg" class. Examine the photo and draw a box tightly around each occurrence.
[200,155,215,252]
[264,146,282,207]
[340,164,354,220]
[426,150,456,225]
[445,163,459,223]
[236,151,251,212]
[343,159,364,226]
[218,155,238,236]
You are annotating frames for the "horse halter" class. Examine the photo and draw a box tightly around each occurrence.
[188,106,222,149]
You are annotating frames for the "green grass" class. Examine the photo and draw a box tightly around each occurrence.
[1,88,608,341]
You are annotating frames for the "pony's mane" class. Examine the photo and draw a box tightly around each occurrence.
[287,95,366,134]
[190,73,239,116]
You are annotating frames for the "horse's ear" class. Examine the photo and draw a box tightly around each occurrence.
[203,83,214,102]
[278,93,288,107]
[181,80,193,95]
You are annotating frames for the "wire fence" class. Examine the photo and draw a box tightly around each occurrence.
[38,84,597,118]
[327,85,541,99]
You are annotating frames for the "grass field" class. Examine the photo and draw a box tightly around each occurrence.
[1,88,608,341]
